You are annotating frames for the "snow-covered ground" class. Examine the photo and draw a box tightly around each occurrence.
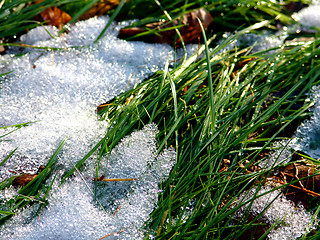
[2,3,320,239]
[0,16,176,239]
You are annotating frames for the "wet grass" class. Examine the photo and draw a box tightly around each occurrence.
[93,29,320,239]
[1,0,320,239]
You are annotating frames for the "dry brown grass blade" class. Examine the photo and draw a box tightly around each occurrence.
[97,224,133,240]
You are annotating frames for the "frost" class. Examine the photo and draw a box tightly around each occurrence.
[0,16,176,239]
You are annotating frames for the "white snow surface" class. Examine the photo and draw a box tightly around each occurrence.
[233,186,316,240]
[292,3,320,29]
[0,124,175,240]
[0,16,174,176]
[0,16,177,239]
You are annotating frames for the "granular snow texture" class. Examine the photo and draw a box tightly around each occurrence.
[0,16,174,178]
[233,186,316,240]
[292,4,320,29]
[0,16,176,239]
[0,124,175,239]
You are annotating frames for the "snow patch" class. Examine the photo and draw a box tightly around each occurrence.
[0,16,176,239]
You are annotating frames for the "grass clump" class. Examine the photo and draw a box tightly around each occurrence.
[0,0,304,43]
[1,0,320,239]
[91,28,320,239]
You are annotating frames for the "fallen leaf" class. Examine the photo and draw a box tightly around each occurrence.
[34,0,72,29]
[39,6,72,29]
[12,173,38,187]
[11,165,44,187]
[0,45,5,54]
[280,162,320,192]
[79,0,121,20]
[94,175,105,181]
[0,38,6,54]
[118,8,213,47]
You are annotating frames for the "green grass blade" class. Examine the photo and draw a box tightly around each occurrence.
[94,0,126,43]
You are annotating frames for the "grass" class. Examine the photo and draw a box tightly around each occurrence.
[93,33,320,239]
[0,137,66,224]
[1,0,320,239]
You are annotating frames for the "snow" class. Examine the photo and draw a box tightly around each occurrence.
[0,124,175,239]
[0,16,174,177]
[1,4,320,238]
[0,16,176,239]
[292,4,320,29]
[230,3,320,238]
[233,186,316,240]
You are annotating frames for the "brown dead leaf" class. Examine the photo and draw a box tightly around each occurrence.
[94,175,105,181]
[33,1,71,29]
[0,45,5,54]
[118,8,213,47]
[11,165,44,187]
[79,0,121,20]
[280,162,320,193]
[39,6,72,29]
[262,160,320,208]
[0,38,6,54]
[12,173,38,187]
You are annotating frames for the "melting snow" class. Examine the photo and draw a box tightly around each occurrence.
[0,16,176,239]
[2,5,320,239]
[233,186,316,240]
[292,4,320,29]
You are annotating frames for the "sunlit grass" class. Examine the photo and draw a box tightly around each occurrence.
[93,35,320,238]
[1,0,320,239]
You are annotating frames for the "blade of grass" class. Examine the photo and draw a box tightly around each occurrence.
[198,17,215,131]
[0,147,18,167]
[94,0,126,43]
